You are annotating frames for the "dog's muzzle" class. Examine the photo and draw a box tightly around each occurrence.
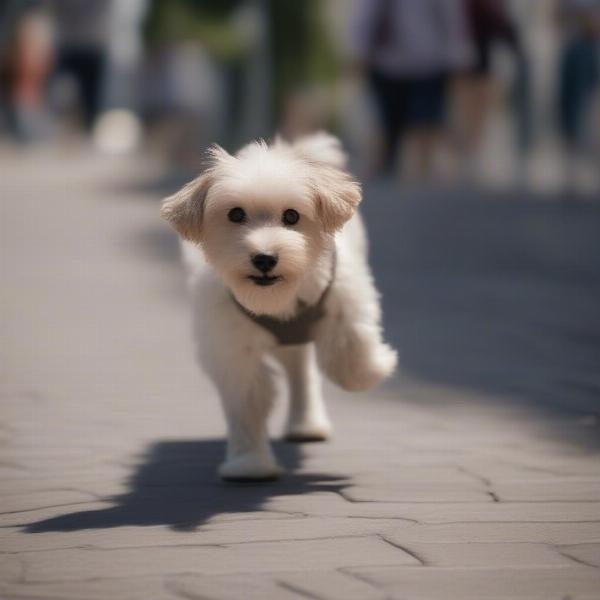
[249,253,280,286]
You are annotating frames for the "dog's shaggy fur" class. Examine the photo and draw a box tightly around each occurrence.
[161,133,397,480]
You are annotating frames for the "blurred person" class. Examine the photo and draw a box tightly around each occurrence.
[48,0,112,131]
[102,0,147,111]
[0,1,54,141]
[348,0,471,180]
[143,0,263,161]
[266,0,338,138]
[453,0,531,178]
[556,0,600,189]
[91,0,147,155]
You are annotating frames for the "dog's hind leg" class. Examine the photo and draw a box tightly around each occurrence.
[276,344,332,442]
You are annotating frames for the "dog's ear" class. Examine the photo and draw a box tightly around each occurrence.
[293,132,361,232]
[312,165,362,233]
[160,145,230,242]
[160,173,211,242]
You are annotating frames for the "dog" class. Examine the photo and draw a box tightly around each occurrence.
[161,132,397,481]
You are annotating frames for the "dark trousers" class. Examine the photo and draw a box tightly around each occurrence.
[558,36,599,147]
[57,46,106,130]
[368,69,448,172]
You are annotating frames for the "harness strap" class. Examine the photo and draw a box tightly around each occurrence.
[232,249,337,345]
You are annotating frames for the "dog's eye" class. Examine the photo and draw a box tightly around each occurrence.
[282,209,299,226]
[228,207,246,223]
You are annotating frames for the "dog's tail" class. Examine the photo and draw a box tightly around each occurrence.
[292,131,348,169]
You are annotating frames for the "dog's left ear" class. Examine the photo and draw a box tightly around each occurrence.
[293,132,361,233]
[160,145,230,242]
[312,164,362,233]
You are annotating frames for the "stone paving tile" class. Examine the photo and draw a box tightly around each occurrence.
[0,578,179,600]
[457,458,600,480]
[279,570,386,599]
[0,502,115,528]
[0,516,413,553]
[0,491,102,514]
[0,556,23,583]
[494,480,600,502]
[337,466,481,484]
[263,493,600,522]
[398,542,574,567]
[14,537,418,583]
[345,565,600,599]
[341,483,492,503]
[167,573,323,600]
[386,522,600,544]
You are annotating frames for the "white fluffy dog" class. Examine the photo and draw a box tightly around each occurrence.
[161,132,397,481]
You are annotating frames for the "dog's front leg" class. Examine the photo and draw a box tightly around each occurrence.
[315,279,397,392]
[211,358,282,481]
[276,344,332,442]
[195,305,282,481]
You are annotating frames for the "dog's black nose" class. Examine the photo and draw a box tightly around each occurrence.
[252,253,278,273]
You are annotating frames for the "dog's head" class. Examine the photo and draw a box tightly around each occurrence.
[161,132,361,316]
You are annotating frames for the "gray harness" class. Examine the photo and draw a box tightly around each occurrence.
[233,252,336,346]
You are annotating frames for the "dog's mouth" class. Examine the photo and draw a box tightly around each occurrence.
[248,274,282,287]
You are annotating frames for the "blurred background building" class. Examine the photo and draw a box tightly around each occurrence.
[0,0,598,193]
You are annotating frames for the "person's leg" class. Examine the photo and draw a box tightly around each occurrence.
[454,75,493,157]
[558,37,598,189]
[368,69,404,174]
[559,39,583,149]
[403,74,449,181]
[76,48,105,131]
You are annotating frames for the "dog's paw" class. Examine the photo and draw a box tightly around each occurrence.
[337,342,398,392]
[219,452,282,482]
[367,342,398,383]
[284,418,332,443]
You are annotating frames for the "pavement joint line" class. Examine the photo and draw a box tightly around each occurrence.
[343,516,420,524]
[0,543,227,555]
[275,580,325,600]
[162,580,202,600]
[494,461,594,477]
[554,546,600,570]
[337,567,388,591]
[388,520,600,525]
[335,488,497,504]
[2,524,599,557]
[455,465,493,487]
[16,563,419,587]
[165,580,219,600]
[16,571,221,587]
[376,534,426,565]
[0,534,390,555]
[0,486,105,498]
[0,500,104,517]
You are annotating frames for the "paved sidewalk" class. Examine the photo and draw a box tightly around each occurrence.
[1,146,600,599]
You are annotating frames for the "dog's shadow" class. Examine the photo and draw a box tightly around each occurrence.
[24,440,349,533]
